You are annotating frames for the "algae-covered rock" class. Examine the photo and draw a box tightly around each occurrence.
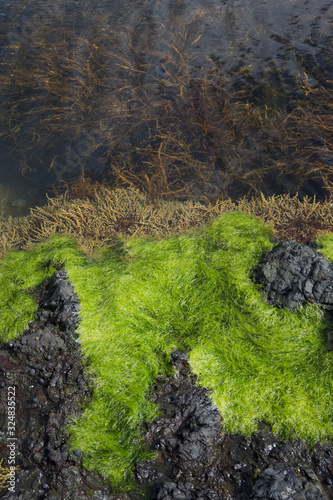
[1,212,333,495]
[0,271,112,499]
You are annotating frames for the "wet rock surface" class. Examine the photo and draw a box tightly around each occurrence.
[251,464,328,500]
[253,240,333,311]
[0,271,117,499]
[0,264,332,499]
[135,352,332,500]
[136,351,226,499]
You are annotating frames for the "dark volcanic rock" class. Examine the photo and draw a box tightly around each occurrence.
[0,263,333,499]
[253,240,333,311]
[0,271,119,499]
[251,464,327,499]
[135,352,333,499]
[136,351,227,498]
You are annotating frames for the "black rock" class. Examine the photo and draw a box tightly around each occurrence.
[253,241,333,311]
[251,464,328,499]
[0,270,107,499]
[0,251,332,499]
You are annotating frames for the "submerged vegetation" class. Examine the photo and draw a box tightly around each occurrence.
[1,0,333,492]
[0,3,332,201]
[1,212,333,489]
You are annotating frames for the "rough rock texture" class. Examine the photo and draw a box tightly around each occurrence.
[135,352,332,500]
[136,351,226,498]
[0,271,117,499]
[253,240,333,311]
[0,268,332,499]
[251,464,328,500]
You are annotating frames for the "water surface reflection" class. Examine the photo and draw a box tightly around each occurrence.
[0,0,332,213]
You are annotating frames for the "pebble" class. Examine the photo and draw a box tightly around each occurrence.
[32,397,38,403]
[29,369,36,376]
[38,378,45,385]
[0,381,5,388]
[8,341,15,347]
[325,477,333,485]
[73,449,81,457]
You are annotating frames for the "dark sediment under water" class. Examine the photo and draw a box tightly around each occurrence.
[0,0,332,215]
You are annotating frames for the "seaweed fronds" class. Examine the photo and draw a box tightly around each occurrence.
[1,213,333,489]
[1,186,333,257]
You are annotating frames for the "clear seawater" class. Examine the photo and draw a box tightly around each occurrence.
[0,0,332,215]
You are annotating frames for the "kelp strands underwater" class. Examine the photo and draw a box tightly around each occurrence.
[0,0,332,203]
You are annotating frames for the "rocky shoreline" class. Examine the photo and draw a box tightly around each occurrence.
[0,240,333,499]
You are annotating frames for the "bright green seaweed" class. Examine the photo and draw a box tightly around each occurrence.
[1,212,333,489]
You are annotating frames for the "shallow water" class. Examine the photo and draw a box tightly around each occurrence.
[0,0,332,214]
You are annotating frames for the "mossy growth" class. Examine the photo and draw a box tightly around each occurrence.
[1,212,333,490]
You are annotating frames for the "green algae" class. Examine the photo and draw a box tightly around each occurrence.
[1,212,333,489]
